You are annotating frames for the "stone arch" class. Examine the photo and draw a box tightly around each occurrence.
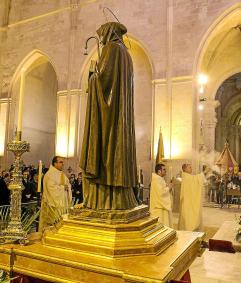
[211,67,241,100]
[6,50,58,167]
[77,35,154,186]
[230,108,241,126]
[8,49,59,96]
[194,3,241,75]
[194,3,241,99]
[215,73,241,163]
[192,3,241,157]
[222,92,241,119]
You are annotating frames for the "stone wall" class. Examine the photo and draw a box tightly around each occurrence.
[0,0,240,179]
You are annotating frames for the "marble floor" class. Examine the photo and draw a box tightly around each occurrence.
[173,205,240,240]
[173,205,241,283]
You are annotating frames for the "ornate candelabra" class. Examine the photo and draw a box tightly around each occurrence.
[1,132,30,244]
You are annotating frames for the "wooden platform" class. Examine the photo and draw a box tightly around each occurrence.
[0,231,204,282]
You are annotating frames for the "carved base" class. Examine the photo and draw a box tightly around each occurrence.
[0,206,205,282]
[0,227,28,244]
[42,205,177,257]
[70,204,150,224]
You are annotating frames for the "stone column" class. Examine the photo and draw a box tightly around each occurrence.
[203,99,220,153]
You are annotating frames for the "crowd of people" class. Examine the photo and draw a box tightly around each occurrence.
[205,167,241,204]
[0,164,83,207]
[1,157,240,233]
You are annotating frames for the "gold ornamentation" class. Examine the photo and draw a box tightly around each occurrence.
[0,230,204,282]
[0,138,30,244]
[43,205,177,258]
[71,204,149,224]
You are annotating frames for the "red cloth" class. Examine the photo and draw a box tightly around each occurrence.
[169,269,191,282]
[11,275,48,282]
[181,270,191,282]
[209,239,235,253]
[169,281,188,283]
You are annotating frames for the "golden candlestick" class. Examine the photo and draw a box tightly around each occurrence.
[0,134,30,244]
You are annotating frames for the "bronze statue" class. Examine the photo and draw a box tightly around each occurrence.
[80,22,138,210]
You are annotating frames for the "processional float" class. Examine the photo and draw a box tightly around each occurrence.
[0,8,204,283]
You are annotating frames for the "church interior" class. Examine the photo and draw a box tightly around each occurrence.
[0,1,241,282]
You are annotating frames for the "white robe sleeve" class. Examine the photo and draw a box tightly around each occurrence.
[150,174,172,211]
[43,175,67,207]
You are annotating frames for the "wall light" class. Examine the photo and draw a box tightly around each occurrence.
[198,74,208,85]
[197,73,208,94]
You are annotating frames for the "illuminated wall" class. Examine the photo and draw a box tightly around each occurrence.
[56,90,80,158]
[56,94,68,157]
[153,77,193,161]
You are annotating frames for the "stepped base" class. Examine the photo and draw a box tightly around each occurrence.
[0,205,205,282]
[70,204,150,224]
[43,205,177,257]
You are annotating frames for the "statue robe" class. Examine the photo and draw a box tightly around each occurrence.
[178,172,204,231]
[150,173,173,227]
[39,165,72,231]
[80,22,138,210]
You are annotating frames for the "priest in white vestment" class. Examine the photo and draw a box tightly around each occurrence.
[178,164,204,231]
[150,163,173,227]
[39,156,72,232]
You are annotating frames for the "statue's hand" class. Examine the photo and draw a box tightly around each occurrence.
[89,60,97,74]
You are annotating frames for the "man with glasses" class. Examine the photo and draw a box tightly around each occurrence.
[150,163,173,227]
[39,156,72,232]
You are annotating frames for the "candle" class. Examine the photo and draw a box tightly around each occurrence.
[138,165,141,184]
[17,68,26,135]
[37,160,42,193]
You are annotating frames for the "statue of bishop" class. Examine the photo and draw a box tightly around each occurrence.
[80,22,138,210]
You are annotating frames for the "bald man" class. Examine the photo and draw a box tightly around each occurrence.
[178,164,204,231]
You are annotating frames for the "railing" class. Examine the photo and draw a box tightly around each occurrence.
[0,197,84,235]
[0,201,40,234]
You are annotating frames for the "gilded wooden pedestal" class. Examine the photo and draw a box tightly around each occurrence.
[42,205,177,257]
[0,230,204,282]
[0,205,205,282]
